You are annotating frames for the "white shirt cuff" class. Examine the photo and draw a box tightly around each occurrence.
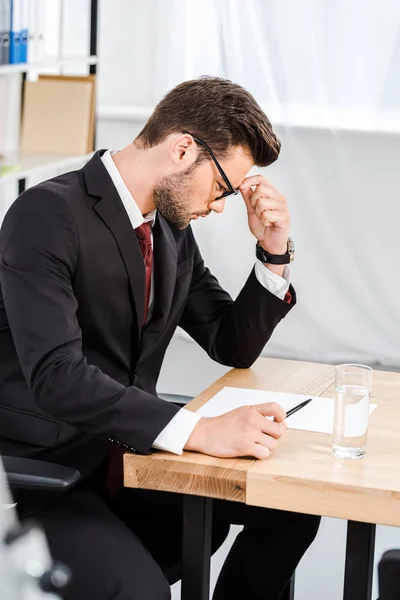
[254,260,291,300]
[152,408,201,454]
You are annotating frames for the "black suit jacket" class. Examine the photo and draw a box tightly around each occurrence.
[0,150,295,482]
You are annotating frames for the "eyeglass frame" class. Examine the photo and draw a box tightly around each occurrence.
[183,131,240,200]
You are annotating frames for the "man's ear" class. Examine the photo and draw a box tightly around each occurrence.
[169,133,197,166]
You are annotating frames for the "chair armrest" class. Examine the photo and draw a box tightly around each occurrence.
[2,456,81,491]
[379,549,400,600]
[158,393,193,408]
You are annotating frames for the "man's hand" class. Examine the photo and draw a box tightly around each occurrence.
[184,402,287,459]
[240,175,290,277]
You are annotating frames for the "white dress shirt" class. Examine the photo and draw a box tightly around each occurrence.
[100,150,291,454]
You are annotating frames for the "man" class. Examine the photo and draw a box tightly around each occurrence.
[0,77,320,599]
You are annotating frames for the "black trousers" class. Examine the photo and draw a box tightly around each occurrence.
[22,467,320,600]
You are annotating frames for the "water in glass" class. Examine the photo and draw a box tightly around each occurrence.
[333,384,370,459]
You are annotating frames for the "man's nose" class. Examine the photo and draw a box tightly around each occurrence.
[209,198,226,214]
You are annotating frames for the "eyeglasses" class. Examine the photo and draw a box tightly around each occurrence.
[183,131,239,200]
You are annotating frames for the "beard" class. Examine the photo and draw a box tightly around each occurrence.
[153,165,200,230]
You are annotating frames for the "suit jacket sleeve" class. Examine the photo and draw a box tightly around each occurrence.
[179,229,296,369]
[0,189,179,454]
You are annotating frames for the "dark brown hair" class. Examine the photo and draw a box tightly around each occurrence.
[136,77,281,167]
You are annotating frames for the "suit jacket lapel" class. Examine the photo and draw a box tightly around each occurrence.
[93,196,145,334]
[83,152,146,338]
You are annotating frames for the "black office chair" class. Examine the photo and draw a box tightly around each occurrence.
[2,393,192,494]
[378,550,400,600]
[2,456,81,493]
[0,455,80,596]
[158,392,193,408]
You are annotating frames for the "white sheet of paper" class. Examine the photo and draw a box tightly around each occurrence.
[196,387,377,434]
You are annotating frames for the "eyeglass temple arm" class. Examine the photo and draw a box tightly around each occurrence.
[184,132,237,194]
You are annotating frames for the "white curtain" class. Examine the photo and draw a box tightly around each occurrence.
[140,0,400,367]
[151,0,223,100]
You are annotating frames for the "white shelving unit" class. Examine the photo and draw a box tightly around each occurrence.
[0,1,98,193]
[0,56,98,76]
[0,152,95,184]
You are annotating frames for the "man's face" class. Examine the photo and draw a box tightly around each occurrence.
[153,146,254,230]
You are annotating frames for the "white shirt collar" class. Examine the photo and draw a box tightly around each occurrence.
[100,149,156,228]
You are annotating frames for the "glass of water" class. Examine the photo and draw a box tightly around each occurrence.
[333,364,373,459]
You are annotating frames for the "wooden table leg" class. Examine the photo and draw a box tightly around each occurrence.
[181,495,213,600]
[344,521,376,600]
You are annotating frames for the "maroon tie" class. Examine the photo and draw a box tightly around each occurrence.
[106,221,153,497]
[135,222,153,324]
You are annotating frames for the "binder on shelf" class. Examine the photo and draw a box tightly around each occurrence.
[0,0,11,65]
[20,0,28,63]
[21,75,96,155]
[0,1,4,66]
[26,0,35,63]
[9,0,22,64]
[0,1,3,65]
[27,0,45,64]
[41,0,62,60]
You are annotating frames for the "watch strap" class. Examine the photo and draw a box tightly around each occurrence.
[256,238,294,265]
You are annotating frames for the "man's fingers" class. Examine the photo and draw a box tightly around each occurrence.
[251,443,271,460]
[255,432,279,450]
[253,198,284,218]
[252,196,282,212]
[260,210,287,225]
[254,402,286,422]
[260,418,287,439]
[258,211,287,227]
[250,188,280,208]
[240,175,278,194]
[240,186,255,213]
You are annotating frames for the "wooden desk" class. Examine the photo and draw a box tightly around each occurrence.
[124,358,400,600]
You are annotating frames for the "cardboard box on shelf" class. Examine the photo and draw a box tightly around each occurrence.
[21,74,96,155]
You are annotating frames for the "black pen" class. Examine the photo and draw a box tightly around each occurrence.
[286,398,312,418]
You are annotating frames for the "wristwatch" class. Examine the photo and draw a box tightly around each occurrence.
[256,237,295,265]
